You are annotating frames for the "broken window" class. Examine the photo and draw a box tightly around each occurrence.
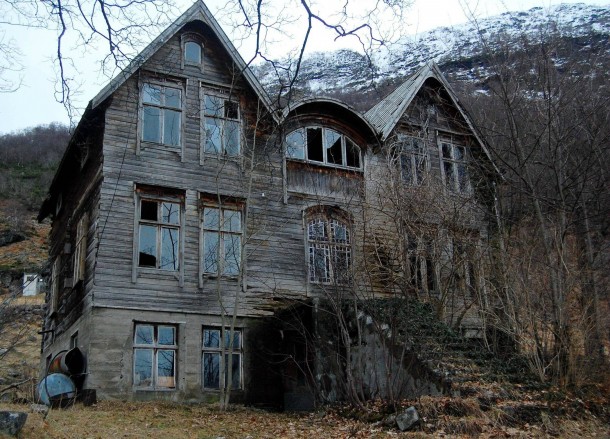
[141,83,182,147]
[307,216,351,284]
[202,327,242,390]
[133,323,177,389]
[440,137,470,194]
[137,198,181,271]
[202,205,242,276]
[202,93,240,156]
[285,127,361,169]
[399,135,428,185]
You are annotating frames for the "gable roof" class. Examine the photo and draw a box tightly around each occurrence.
[91,0,277,121]
[364,63,495,169]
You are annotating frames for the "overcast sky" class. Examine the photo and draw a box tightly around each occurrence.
[0,0,606,134]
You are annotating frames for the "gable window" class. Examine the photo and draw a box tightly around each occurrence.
[440,138,470,194]
[72,212,89,284]
[399,135,428,185]
[202,327,242,390]
[133,323,177,389]
[307,215,351,284]
[184,41,202,65]
[286,127,361,169]
[202,93,240,156]
[141,83,182,147]
[138,198,181,271]
[202,205,242,276]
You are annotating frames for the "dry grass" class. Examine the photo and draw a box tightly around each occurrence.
[0,400,608,439]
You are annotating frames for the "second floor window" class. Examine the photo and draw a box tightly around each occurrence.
[308,216,351,284]
[440,139,470,194]
[202,206,242,276]
[203,94,240,156]
[399,135,428,185]
[142,83,182,147]
[138,199,180,271]
[286,127,361,169]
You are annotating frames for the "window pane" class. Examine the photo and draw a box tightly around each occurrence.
[164,110,181,146]
[139,225,157,267]
[160,228,179,270]
[162,202,180,225]
[184,41,201,64]
[222,210,241,232]
[345,138,360,168]
[135,325,154,345]
[333,247,351,282]
[454,145,465,161]
[414,154,426,184]
[203,208,220,229]
[204,119,222,153]
[224,330,241,349]
[286,129,305,159]
[442,143,452,159]
[203,329,220,348]
[142,106,161,143]
[225,353,240,389]
[141,200,158,221]
[223,234,241,275]
[457,163,469,192]
[331,220,349,243]
[203,352,220,388]
[134,349,153,387]
[310,245,329,282]
[400,154,413,184]
[224,101,239,119]
[157,350,175,388]
[164,88,181,109]
[224,120,240,156]
[158,326,175,345]
[203,231,219,273]
[444,162,455,188]
[204,95,223,117]
[143,84,162,105]
[306,128,323,162]
[325,129,343,165]
[308,219,326,241]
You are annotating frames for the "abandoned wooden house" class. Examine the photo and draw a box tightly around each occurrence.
[38,0,495,407]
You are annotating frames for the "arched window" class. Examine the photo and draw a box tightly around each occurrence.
[184,41,202,65]
[307,214,351,284]
[286,127,361,169]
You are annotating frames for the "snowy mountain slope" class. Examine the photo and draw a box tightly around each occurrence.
[253,3,610,103]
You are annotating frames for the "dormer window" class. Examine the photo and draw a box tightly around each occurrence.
[286,127,361,170]
[184,41,202,65]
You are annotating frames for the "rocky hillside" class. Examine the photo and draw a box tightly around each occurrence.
[253,3,610,107]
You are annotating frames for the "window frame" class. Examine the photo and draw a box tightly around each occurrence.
[405,234,437,295]
[306,214,352,285]
[201,90,242,158]
[439,136,471,194]
[135,193,183,273]
[72,212,89,285]
[200,203,243,278]
[202,326,243,391]
[285,126,362,170]
[398,134,429,186]
[140,80,183,148]
[133,323,178,390]
[183,41,202,66]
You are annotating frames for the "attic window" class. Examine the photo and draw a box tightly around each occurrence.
[184,41,202,65]
[286,127,361,170]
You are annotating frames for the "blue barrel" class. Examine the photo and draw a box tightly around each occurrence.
[37,373,76,406]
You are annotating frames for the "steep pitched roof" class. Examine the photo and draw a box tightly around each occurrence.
[91,0,276,120]
[364,63,491,158]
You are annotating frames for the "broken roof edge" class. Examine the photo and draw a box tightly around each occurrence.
[90,0,278,123]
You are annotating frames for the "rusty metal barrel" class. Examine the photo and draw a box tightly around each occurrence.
[48,347,85,376]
